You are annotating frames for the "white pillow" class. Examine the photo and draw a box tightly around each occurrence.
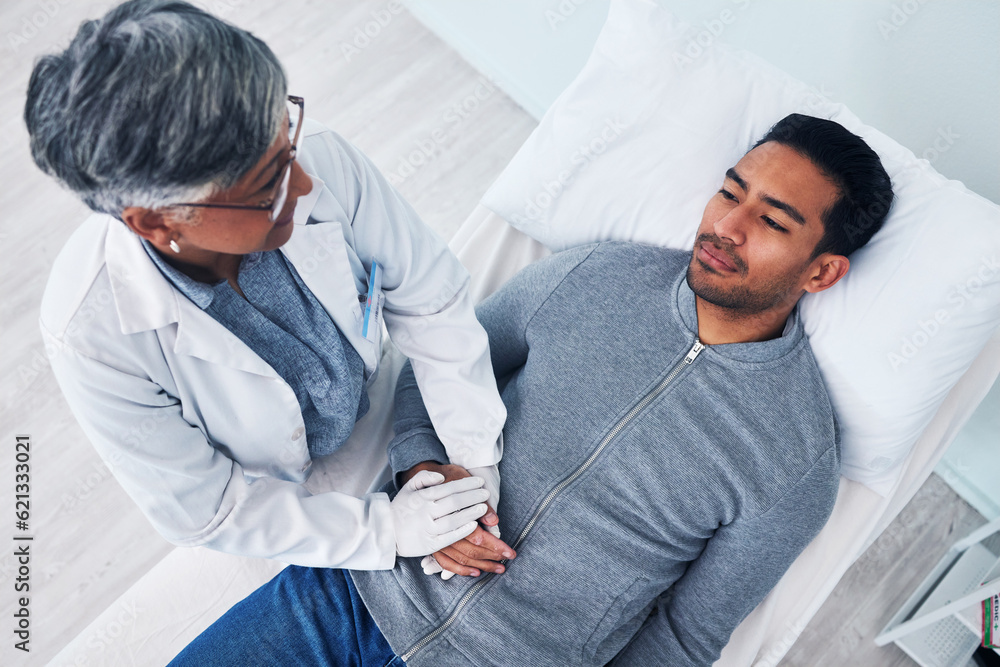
[481,0,1000,496]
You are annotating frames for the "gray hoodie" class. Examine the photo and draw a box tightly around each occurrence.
[352,242,840,666]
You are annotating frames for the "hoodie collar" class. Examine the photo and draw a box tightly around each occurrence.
[672,258,805,364]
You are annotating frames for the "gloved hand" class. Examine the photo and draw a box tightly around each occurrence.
[422,463,502,579]
[391,470,489,558]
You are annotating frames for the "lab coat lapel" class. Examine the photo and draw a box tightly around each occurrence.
[278,220,375,370]
[102,172,363,377]
[172,301,279,377]
[103,213,278,377]
[105,214,179,335]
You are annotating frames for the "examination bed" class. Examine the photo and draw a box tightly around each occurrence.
[49,212,1000,667]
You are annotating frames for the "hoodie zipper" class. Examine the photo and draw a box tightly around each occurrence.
[401,338,706,661]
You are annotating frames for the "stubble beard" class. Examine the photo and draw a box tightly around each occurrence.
[686,257,803,316]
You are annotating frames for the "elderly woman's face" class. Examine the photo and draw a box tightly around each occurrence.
[122,121,313,260]
[177,129,313,253]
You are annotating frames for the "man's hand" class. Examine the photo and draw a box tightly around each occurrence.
[401,462,516,577]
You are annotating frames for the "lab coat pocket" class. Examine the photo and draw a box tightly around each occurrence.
[362,291,385,368]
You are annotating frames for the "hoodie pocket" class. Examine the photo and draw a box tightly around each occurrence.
[582,576,651,663]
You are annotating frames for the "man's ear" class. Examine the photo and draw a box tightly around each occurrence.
[121,207,175,245]
[803,253,850,294]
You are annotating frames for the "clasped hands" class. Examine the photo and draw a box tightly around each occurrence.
[398,461,516,578]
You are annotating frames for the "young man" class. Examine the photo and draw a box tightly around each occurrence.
[171,114,893,667]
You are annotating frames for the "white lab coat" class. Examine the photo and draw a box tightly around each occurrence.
[39,120,505,569]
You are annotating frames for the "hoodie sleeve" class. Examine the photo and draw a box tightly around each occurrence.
[386,243,600,483]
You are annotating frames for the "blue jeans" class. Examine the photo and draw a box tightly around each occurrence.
[169,567,403,667]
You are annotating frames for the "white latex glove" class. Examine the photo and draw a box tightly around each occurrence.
[421,554,449,578]
[391,470,489,558]
[422,464,502,579]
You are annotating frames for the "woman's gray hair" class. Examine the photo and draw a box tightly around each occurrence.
[24,0,288,218]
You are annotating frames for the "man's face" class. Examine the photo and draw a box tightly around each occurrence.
[687,141,840,314]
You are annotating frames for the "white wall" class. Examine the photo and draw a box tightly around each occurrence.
[403,0,1000,204]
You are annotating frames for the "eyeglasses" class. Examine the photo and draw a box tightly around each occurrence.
[170,95,304,222]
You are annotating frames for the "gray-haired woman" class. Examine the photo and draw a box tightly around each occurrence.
[27,0,508,569]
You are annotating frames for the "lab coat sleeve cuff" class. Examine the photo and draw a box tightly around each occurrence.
[388,430,450,490]
[368,491,397,570]
[446,431,503,471]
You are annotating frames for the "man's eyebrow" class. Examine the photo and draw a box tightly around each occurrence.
[725,168,748,191]
[725,167,807,226]
[761,195,807,225]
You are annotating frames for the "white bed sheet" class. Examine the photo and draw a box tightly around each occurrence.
[53,205,1000,667]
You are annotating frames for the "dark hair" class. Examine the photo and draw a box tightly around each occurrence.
[24,0,287,216]
[752,113,894,258]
